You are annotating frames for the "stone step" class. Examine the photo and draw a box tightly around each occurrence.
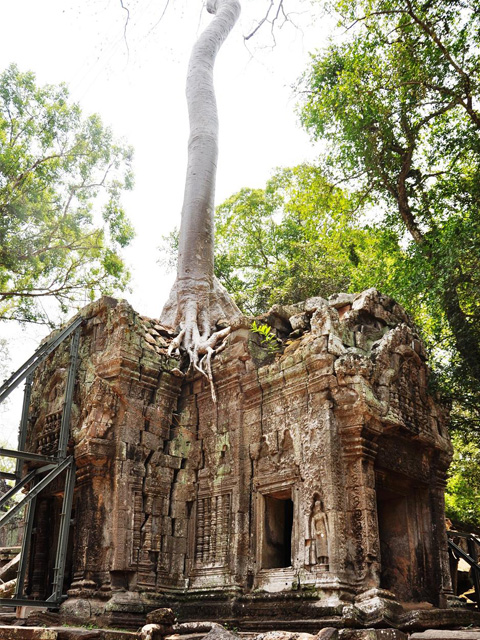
[0,611,16,624]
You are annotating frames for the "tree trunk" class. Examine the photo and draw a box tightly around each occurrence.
[443,279,480,383]
[161,0,242,398]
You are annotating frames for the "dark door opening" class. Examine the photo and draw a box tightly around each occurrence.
[376,482,433,603]
[262,490,293,569]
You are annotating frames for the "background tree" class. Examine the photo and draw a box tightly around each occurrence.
[446,432,480,529]
[298,0,480,436]
[213,164,400,314]
[0,64,134,326]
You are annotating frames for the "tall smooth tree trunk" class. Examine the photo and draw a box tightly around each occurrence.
[161,0,242,398]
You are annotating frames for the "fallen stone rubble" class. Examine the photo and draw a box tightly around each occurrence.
[0,624,480,640]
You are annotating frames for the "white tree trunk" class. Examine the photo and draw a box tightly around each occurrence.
[161,0,242,398]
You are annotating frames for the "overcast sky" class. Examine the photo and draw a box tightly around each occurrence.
[0,0,330,444]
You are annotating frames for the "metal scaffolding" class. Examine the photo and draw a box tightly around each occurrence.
[0,316,83,608]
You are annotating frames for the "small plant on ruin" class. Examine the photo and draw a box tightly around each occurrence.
[251,321,281,354]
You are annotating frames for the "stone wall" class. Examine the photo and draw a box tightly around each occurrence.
[18,291,473,630]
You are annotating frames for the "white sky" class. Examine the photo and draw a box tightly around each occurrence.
[0,0,330,445]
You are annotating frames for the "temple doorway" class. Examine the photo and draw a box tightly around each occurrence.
[262,489,293,570]
[376,471,434,603]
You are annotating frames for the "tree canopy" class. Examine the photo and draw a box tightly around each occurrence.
[446,431,480,529]
[213,164,400,314]
[297,0,480,436]
[0,64,134,325]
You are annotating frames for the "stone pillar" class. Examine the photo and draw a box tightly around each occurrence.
[432,465,455,607]
[341,427,380,590]
[68,451,114,598]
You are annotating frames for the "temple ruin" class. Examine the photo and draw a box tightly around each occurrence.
[3,289,480,632]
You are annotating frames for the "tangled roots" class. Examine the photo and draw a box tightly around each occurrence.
[162,277,242,402]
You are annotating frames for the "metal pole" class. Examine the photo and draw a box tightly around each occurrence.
[0,448,55,463]
[15,490,37,598]
[0,468,37,511]
[468,536,480,607]
[16,373,34,479]
[50,459,76,602]
[57,327,81,459]
[0,316,83,405]
[0,472,16,480]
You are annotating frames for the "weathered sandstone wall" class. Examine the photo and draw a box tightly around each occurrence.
[20,291,463,630]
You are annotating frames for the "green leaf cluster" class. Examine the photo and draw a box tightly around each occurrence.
[446,432,480,529]
[294,0,480,522]
[214,164,399,315]
[251,320,281,354]
[298,0,480,443]
[0,64,135,325]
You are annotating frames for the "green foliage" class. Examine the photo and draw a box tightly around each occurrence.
[0,64,135,325]
[250,320,281,353]
[446,432,480,528]
[214,164,399,314]
[298,0,480,435]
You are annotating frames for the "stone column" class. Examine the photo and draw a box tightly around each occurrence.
[341,426,380,590]
[431,465,455,607]
[68,451,114,598]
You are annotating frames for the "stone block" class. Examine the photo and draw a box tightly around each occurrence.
[0,628,58,639]
[290,312,310,332]
[141,430,161,450]
[314,632,339,640]
[146,608,175,626]
[202,626,241,640]
[328,334,346,356]
[305,296,329,312]
[257,633,316,640]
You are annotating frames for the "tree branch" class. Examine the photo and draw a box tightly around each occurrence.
[119,0,130,57]
[244,0,274,41]
[146,0,171,38]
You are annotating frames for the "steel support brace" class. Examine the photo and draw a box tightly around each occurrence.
[448,537,480,607]
[468,537,480,606]
[0,448,55,463]
[0,316,83,404]
[0,456,73,529]
[0,316,83,607]
[58,327,81,458]
[16,373,34,478]
[15,486,37,598]
[0,597,64,608]
[0,472,16,480]
[0,468,38,510]
[51,459,76,601]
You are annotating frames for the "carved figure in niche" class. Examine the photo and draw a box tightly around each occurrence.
[218,444,232,475]
[309,498,329,567]
[281,429,293,452]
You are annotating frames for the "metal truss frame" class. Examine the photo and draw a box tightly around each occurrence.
[0,317,83,608]
[448,531,480,608]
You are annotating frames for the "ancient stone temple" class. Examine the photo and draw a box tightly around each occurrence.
[18,290,473,631]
